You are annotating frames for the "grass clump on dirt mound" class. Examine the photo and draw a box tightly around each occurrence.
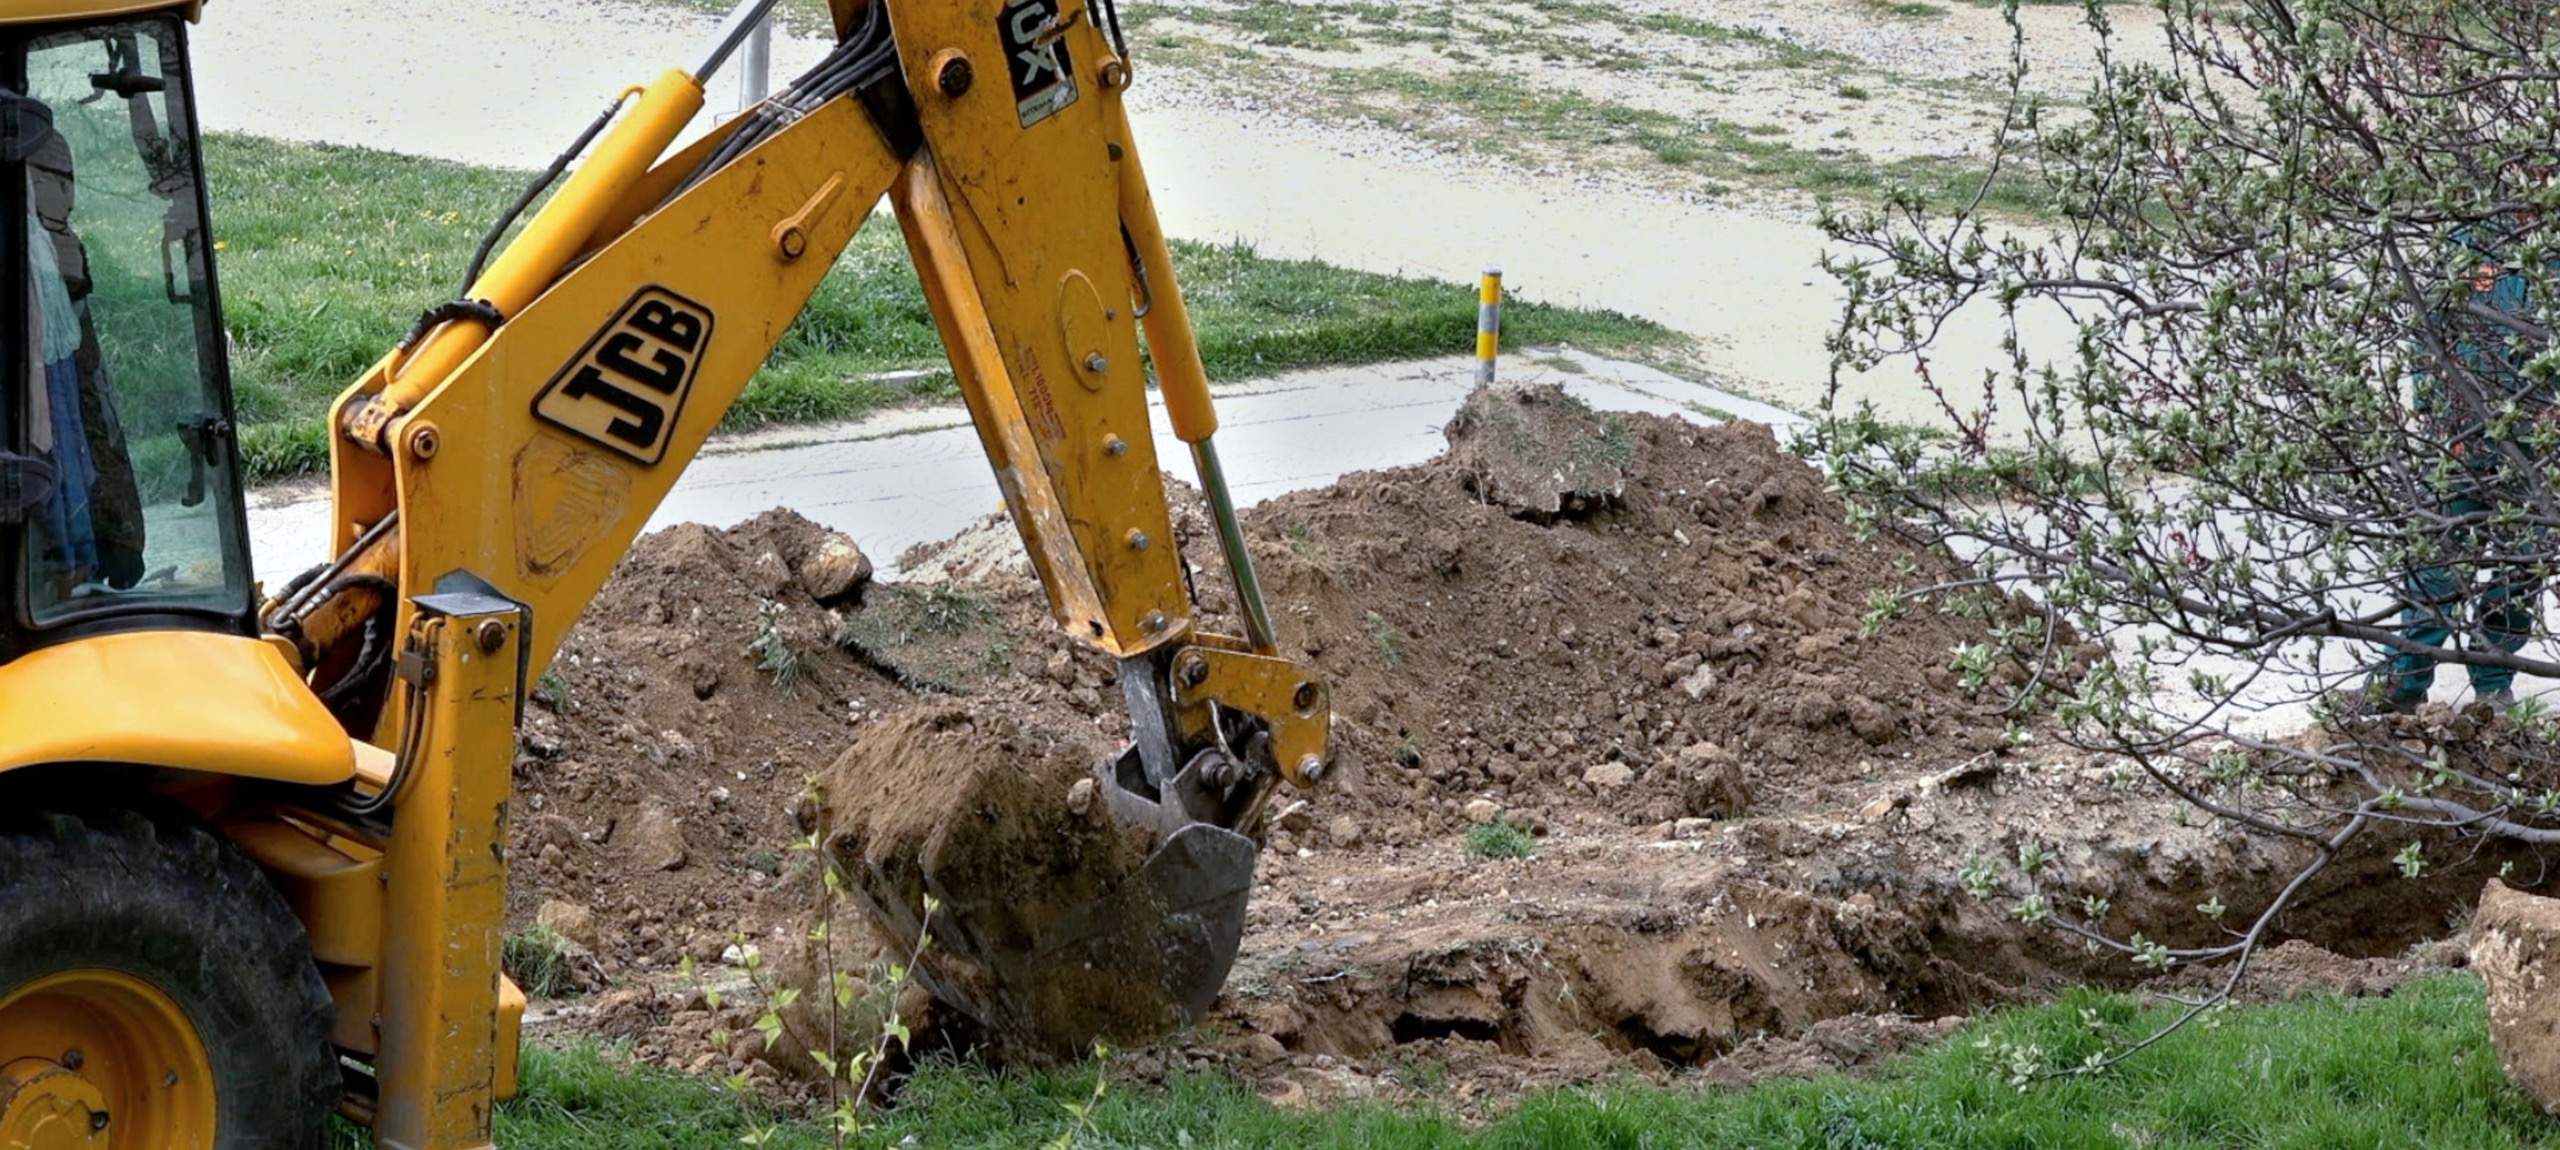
[1463,821,1535,860]
[499,926,580,1000]
[207,134,1677,482]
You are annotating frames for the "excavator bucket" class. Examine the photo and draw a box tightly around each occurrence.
[852,817,1257,1058]
[825,712,1270,1060]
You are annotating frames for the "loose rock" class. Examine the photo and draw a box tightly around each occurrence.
[798,532,874,605]
[1584,762,1635,789]
[535,899,599,951]
[627,799,688,872]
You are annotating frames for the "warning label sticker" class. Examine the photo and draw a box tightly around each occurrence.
[998,0,1079,128]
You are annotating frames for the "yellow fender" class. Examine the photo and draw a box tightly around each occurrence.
[0,631,355,785]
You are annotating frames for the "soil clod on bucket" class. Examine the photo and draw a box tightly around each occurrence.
[819,707,1211,1062]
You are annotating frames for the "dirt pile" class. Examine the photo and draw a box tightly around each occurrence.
[508,394,2489,1102]
[506,510,901,974]
[1193,398,2025,846]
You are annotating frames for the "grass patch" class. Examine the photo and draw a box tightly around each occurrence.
[748,602,819,696]
[1365,610,1408,667]
[335,1041,812,1150]
[1132,0,2039,215]
[833,583,1010,692]
[1313,66,2045,219]
[210,135,1674,483]
[335,973,2556,1148]
[1463,821,1536,860]
[617,0,841,37]
[1528,3,1859,69]
[532,668,571,712]
[499,927,578,999]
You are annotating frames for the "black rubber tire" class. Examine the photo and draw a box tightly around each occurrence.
[0,805,339,1149]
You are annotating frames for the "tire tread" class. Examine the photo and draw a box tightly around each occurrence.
[0,803,340,1149]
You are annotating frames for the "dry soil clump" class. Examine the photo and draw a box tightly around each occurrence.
[2475,880,2560,1113]
[818,706,1161,1061]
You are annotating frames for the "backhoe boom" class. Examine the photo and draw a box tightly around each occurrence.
[0,1,1329,1147]
[264,0,1332,1145]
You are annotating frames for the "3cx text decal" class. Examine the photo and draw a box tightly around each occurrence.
[998,0,1080,128]
[532,287,714,465]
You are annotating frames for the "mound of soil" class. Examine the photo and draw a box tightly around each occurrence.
[508,394,2491,1103]
[506,509,900,973]
[1200,405,2022,842]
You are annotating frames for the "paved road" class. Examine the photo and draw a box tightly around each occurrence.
[247,352,1801,580]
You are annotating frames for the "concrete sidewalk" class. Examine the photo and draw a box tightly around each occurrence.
[245,351,1800,581]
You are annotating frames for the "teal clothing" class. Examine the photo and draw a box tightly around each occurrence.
[2384,223,2555,701]
[2415,222,2560,453]
[2388,496,2536,697]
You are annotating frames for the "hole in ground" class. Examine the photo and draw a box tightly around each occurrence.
[1615,1016,1708,1068]
[1391,1012,1501,1045]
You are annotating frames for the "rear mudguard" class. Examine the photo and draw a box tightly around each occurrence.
[0,630,354,786]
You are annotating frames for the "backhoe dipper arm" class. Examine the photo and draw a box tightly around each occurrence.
[265,3,1329,1147]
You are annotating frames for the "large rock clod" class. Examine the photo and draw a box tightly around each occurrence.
[2471,879,2560,1112]
[1442,382,1631,519]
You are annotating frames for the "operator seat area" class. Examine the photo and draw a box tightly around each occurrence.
[26,117,149,598]
[2,15,253,652]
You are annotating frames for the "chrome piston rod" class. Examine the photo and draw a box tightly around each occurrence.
[1190,437,1274,653]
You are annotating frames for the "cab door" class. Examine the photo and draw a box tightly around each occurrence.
[4,9,254,661]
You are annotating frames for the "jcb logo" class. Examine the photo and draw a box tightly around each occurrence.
[533,287,713,465]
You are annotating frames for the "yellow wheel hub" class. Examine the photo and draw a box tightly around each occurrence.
[0,972,214,1150]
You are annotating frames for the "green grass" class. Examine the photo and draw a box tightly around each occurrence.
[1130,0,2041,217]
[1463,821,1535,860]
[1314,67,2046,219]
[209,135,1674,482]
[338,973,2556,1148]
[623,0,842,37]
[500,926,579,999]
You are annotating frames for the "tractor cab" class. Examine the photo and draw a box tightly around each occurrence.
[0,3,250,665]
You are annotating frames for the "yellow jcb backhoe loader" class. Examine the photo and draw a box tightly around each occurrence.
[0,0,1330,1146]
